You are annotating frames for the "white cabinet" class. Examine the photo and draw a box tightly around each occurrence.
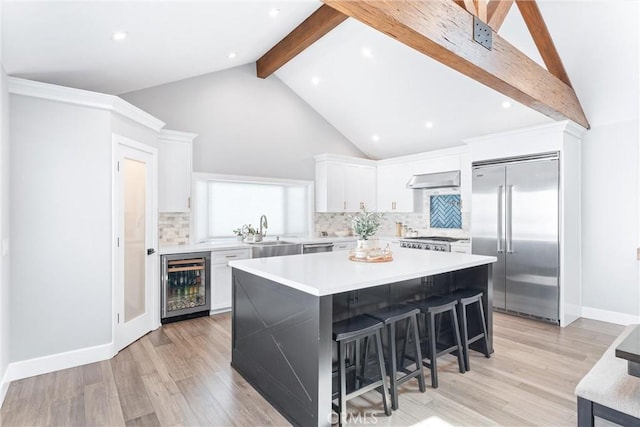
[210,248,251,313]
[333,240,356,252]
[450,242,471,254]
[315,155,376,212]
[376,163,414,212]
[345,164,376,211]
[157,130,196,212]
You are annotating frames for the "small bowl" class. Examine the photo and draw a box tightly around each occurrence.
[334,230,350,237]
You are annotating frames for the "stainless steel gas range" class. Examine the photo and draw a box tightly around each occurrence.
[399,236,462,252]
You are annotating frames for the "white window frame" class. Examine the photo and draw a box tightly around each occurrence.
[191,173,315,243]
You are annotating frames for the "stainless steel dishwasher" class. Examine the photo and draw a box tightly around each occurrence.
[302,242,334,254]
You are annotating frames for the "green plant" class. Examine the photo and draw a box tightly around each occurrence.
[349,209,383,240]
[233,224,256,236]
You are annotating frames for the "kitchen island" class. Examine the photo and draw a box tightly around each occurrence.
[229,249,496,427]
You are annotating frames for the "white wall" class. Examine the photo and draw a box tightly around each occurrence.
[581,119,640,321]
[0,0,11,402]
[122,64,365,180]
[9,96,114,362]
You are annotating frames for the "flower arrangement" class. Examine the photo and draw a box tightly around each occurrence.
[349,209,383,240]
[233,224,256,240]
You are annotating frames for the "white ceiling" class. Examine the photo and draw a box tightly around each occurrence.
[3,1,638,159]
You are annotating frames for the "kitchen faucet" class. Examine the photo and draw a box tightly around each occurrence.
[259,214,268,237]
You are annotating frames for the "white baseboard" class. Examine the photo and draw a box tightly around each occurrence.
[582,306,640,326]
[0,368,9,409]
[6,342,114,383]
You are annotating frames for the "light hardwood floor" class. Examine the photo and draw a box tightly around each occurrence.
[0,312,624,426]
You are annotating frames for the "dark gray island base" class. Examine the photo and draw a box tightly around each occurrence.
[230,263,493,427]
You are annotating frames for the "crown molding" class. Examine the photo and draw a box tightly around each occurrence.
[7,77,165,131]
[463,120,587,145]
[377,145,469,166]
[159,129,198,143]
[313,153,376,166]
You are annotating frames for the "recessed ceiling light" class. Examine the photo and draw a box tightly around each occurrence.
[228,52,237,59]
[372,134,380,142]
[311,76,320,85]
[112,31,127,41]
[362,48,373,58]
[269,8,280,17]
[502,100,512,109]
[425,121,434,128]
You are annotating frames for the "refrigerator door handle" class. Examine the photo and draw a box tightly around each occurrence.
[161,257,167,318]
[506,184,514,253]
[497,185,504,253]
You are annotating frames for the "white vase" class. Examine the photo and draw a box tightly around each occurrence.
[355,239,373,258]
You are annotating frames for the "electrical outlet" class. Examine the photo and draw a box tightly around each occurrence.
[2,238,8,257]
[637,247,640,261]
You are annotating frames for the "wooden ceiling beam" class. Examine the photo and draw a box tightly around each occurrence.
[322,0,589,129]
[487,0,514,31]
[516,0,572,88]
[474,0,488,22]
[454,0,478,17]
[256,4,347,79]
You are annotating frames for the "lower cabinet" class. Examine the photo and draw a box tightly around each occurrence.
[333,240,356,252]
[450,242,471,254]
[210,248,251,313]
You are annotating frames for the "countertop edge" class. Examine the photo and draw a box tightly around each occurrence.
[229,255,496,296]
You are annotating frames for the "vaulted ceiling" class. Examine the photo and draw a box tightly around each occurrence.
[3,1,638,159]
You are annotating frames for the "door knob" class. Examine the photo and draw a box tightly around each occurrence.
[147,248,156,255]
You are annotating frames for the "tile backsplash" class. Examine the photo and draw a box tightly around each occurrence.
[314,209,469,238]
[314,191,469,238]
[159,197,469,244]
[159,212,190,246]
[429,194,462,229]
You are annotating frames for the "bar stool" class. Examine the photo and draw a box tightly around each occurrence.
[451,288,490,371]
[365,304,426,410]
[332,315,392,425]
[410,295,465,388]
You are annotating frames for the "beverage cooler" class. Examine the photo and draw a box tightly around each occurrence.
[161,252,211,323]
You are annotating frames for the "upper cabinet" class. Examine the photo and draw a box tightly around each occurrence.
[376,163,414,212]
[315,147,471,214]
[158,130,197,212]
[376,147,469,213]
[315,155,376,212]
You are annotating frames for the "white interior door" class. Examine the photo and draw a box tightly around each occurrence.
[114,135,158,353]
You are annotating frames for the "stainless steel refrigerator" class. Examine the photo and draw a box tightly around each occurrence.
[472,153,559,323]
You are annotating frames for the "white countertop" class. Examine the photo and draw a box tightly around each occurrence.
[159,236,371,255]
[228,248,495,296]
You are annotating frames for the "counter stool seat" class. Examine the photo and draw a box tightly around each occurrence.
[451,288,490,371]
[332,315,391,425]
[409,295,465,388]
[365,304,426,410]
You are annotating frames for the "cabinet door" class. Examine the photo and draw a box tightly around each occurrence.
[333,241,356,251]
[345,164,361,212]
[326,161,346,212]
[345,164,377,212]
[377,164,413,212]
[376,165,395,212]
[211,249,251,312]
[211,262,232,311]
[360,166,377,211]
[158,140,191,212]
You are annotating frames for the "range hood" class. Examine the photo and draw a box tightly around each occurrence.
[406,170,461,189]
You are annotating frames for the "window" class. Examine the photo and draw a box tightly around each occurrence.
[192,174,313,242]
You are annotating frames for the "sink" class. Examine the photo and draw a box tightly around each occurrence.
[251,241,301,258]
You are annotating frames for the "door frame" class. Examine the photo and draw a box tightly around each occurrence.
[111,133,160,355]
